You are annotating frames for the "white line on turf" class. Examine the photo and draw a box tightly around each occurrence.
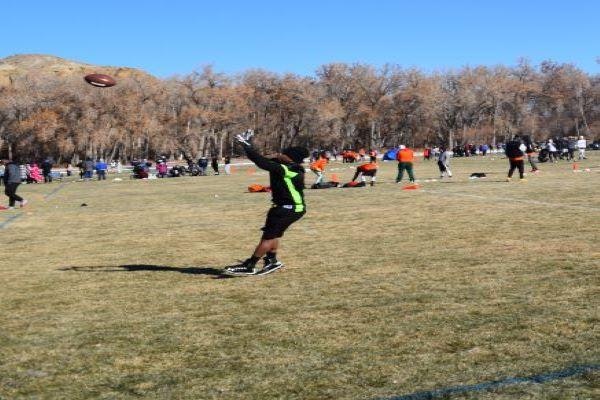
[0,213,23,229]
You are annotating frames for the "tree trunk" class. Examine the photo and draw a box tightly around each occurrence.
[109,141,119,162]
[218,131,225,159]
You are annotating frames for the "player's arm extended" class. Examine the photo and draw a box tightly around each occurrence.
[241,143,284,175]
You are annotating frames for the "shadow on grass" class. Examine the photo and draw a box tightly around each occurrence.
[59,264,233,279]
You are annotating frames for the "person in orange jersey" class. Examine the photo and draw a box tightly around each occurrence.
[395,145,416,183]
[310,151,329,186]
[351,155,378,186]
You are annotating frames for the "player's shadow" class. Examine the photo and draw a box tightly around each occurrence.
[59,264,232,279]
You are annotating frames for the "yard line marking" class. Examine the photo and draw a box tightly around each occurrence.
[43,182,67,200]
[422,189,600,212]
[380,363,600,400]
[0,213,23,229]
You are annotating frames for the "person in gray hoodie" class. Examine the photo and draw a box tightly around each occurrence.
[3,158,28,209]
[437,147,453,178]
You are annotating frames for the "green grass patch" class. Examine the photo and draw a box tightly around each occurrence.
[1,155,599,399]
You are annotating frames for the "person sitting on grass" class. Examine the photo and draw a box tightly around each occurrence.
[27,163,43,183]
[225,130,309,276]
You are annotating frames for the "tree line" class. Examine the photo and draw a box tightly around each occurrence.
[0,59,598,163]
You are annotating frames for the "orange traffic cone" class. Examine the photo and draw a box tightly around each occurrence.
[247,167,256,175]
[572,162,579,171]
[330,173,340,183]
[402,184,420,190]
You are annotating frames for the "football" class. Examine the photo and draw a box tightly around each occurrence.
[84,73,117,88]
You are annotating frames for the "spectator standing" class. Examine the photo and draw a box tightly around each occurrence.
[84,158,94,180]
[524,137,539,173]
[395,145,416,183]
[95,159,108,180]
[547,139,558,163]
[567,137,577,161]
[211,156,220,175]
[20,163,28,182]
[41,158,53,183]
[3,158,28,209]
[66,163,73,177]
[332,147,338,161]
[0,161,4,186]
[577,136,587,160]
[481,144,489,156]
[224,156,232,175]
[437,147,453,178]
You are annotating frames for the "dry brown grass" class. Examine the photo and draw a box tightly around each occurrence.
[1,154,599,399]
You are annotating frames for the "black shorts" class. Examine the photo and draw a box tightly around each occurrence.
[261,206,305,240]
[360,169,377,177]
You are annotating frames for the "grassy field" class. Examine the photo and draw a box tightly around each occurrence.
[1,154,599,399]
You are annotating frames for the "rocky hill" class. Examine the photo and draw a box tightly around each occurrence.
[0,54,156,86]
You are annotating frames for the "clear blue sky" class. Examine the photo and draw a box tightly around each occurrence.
[3,0,598,77]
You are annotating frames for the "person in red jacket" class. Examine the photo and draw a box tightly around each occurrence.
[396,145,416,183]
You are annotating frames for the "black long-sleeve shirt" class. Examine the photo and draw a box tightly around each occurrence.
[243,144,306,212]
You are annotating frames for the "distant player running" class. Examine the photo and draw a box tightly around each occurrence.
[351,155,378,186]
[310,152,329,186]
[225,130,309,276]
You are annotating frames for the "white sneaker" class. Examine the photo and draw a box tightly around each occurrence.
[20,199,28,208]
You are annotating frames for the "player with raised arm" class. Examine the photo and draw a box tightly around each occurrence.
[225,130,309,276]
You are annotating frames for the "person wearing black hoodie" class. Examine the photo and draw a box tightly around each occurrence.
[41,158,53,183]
[225,130,309,276]
[505,135,527,182]
[3,158,28,209]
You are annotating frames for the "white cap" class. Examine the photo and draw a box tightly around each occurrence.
[399,145,406,150]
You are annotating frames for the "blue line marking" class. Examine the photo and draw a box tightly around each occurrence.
[380,364,600,400]
[43,183,67,199]
[0,213,23,229]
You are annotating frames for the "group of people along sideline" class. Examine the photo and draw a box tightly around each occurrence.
[1,135,595,211]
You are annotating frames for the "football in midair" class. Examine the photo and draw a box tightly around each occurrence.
[84,73,117,88]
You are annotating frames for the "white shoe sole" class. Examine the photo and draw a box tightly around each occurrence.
[224,269,258,276]
[256,263,285,275]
